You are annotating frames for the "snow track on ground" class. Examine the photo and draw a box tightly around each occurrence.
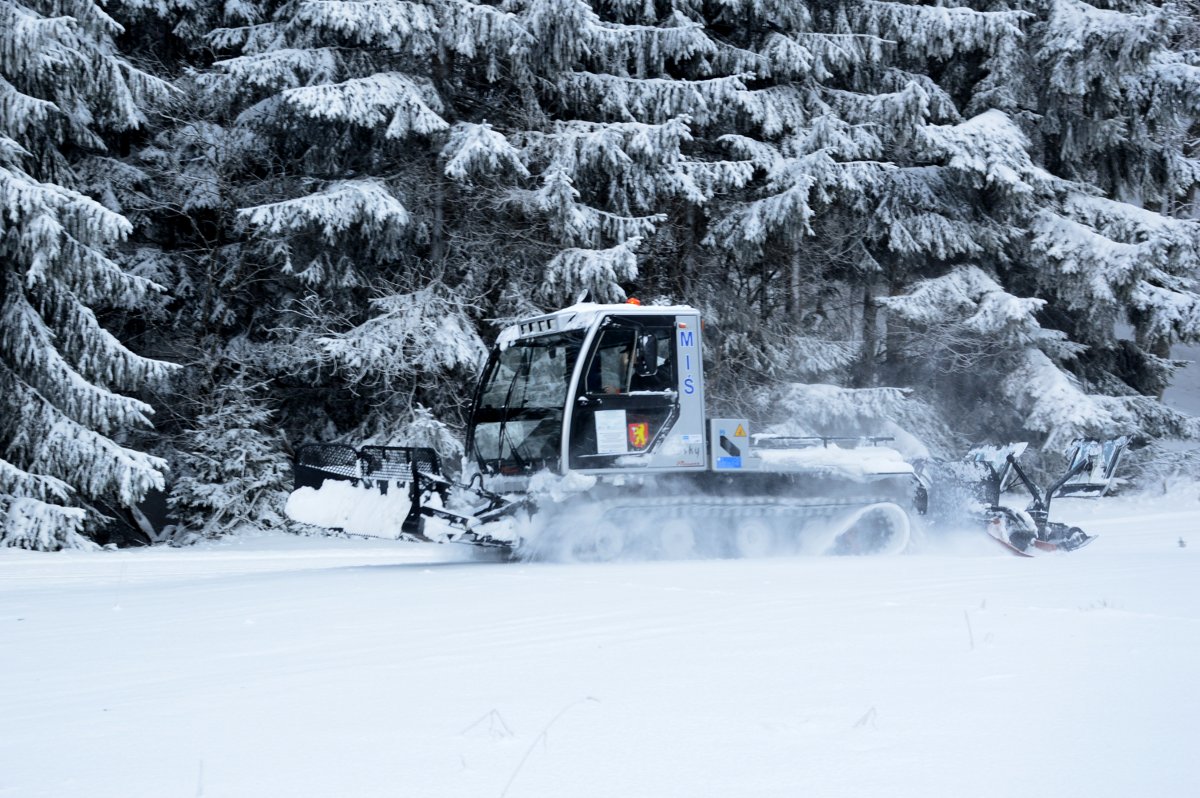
[1,491,1197,797]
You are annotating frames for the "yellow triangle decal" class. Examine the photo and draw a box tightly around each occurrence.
[734,424,746,437]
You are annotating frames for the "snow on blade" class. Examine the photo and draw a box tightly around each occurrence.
[284,482,412,538]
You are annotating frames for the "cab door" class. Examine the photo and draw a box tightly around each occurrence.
[567,314,706,472]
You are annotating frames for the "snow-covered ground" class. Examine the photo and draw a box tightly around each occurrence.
[2,490,1198,798]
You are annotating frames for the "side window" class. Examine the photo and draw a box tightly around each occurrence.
[637,328,674,392]
[584,329,637,395]
[581,326,676,395]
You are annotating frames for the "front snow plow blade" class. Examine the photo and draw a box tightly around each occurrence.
[286,444,522,546]
[286,444,442,539]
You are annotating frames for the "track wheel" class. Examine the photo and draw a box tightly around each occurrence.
[734,519,775,558]
[571,520,625,561]
[658,518,697,559]
[828,504,911,556]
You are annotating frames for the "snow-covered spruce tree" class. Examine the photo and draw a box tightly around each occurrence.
[700,0,1200,453]
[1026,0,1200,400]
[63,0,305,540]
[152,0,1196,506]
[639,0,1200,455]
[879,263,1094,446]
[859,0,1200,455]
[0,0,174,549]
[673,1,1042,441]
[167,377,291,541]
[499,1,759,311]
[197,1,762,448]
[191,0,505,456]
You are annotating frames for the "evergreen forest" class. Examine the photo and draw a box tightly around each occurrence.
[3,0,1200,548]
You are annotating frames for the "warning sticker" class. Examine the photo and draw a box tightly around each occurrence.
[734,424,747,437]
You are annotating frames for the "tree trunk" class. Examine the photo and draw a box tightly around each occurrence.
[786,249,800,319]
[430,173,445,271]
[853,282,877,387]
[429,39,453,273]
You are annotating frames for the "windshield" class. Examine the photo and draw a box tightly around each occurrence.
[470,331,584,473]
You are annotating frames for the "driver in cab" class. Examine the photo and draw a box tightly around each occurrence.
[602,334,671,394]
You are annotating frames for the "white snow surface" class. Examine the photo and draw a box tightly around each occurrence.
[1165,343,1200,415]
[2,489,1199,797]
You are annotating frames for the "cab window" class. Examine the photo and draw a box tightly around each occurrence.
[583,327,674,395]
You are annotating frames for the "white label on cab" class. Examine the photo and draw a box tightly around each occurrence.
[595,409,628,454]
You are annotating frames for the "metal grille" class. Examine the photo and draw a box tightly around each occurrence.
[293,443,441,490]
[359,446,441,482]
[295,444,360,489]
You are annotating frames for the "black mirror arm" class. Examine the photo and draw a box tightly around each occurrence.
[634,333,658,377]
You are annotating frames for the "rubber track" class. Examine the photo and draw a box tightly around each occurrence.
[517,494,913,560]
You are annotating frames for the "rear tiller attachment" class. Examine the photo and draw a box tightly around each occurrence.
[965,438,1128,555]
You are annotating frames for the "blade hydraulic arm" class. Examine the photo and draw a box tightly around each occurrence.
[1004,452,1092,537]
